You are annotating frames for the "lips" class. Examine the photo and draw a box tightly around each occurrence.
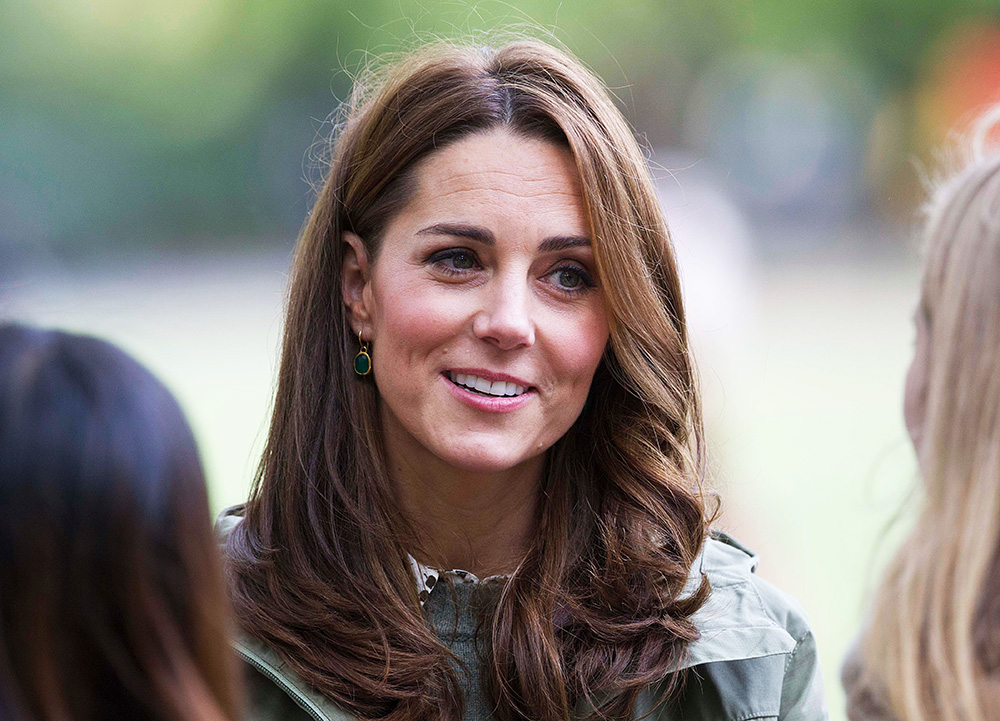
[446,371,529,398]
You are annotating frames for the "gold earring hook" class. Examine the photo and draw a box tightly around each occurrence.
[354,330,372,376]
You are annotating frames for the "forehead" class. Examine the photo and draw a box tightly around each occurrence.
[399,128,588,234]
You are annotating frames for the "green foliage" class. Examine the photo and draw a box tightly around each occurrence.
[0,0,996,249]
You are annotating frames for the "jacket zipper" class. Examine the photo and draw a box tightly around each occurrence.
[234,643,328,721]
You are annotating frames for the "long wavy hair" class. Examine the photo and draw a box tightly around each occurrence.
[0,324,240,721]
[862,107,1000,721]
[225,38,712,721]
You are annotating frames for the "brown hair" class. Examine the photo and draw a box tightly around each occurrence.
[225,38,712,721]
[862,106,1000,721]
[0,323,240,721]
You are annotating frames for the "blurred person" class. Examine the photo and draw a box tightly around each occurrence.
[842,106,1000,721]
[219,37,827,721]
[0,323,241,721]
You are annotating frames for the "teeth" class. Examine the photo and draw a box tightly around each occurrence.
[448,372,527,398]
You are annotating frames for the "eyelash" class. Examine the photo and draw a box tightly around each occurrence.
[426,248,596,295]
[428,248,481,275]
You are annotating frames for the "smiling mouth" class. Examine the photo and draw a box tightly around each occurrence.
[446,371,528,398]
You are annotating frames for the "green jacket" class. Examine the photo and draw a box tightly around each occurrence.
[217,508,827,721]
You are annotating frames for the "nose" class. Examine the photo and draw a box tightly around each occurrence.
[472,273,535,350]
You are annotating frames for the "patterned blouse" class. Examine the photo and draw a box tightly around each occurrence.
[407,555,506,607]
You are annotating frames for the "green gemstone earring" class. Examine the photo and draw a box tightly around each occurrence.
[353,330,372,376]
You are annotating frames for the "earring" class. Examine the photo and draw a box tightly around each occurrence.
[353,330,372,376]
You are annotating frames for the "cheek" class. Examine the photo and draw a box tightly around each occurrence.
[903,358,927,447]
[369,277,467,372]
[903,335,930,453]
[543,306,609,391]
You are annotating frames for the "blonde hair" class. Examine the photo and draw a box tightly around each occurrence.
[864,105,1000,721]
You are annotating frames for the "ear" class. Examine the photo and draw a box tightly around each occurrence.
[342,231,373,336]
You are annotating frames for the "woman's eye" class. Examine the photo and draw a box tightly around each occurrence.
[549,265,594,292]
[428,248,480,274]
[557,269,582,288]
[449,252,476,270]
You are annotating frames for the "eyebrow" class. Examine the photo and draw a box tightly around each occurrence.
[417,223,495,244]
[416,223,591,252]
[538,235,591,252]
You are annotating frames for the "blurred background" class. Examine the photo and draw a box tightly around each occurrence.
[3,0,1000,717]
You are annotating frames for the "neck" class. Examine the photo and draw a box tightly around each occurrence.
[382,414,542,577]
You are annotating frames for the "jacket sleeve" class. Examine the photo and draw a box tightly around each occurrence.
[779,627,828,721]
[748,575,828,721]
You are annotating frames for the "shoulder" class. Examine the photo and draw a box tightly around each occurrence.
[641,532,829,721]
[215,503,245,546]
[216,505,360,721]
[685,532,812,665]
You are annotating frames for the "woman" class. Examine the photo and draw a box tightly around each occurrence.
[0,324,240,721]
[221,37,826,721]
[843,109,1000,721]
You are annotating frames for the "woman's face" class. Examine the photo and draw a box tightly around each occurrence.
[903,299,931,467]
[343,128,609,474]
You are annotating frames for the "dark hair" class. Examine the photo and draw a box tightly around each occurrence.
[0,323,240,721]
[227,38,711,721]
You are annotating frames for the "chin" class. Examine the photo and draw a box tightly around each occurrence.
[445,453,528,475]
[436,438,536,474]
